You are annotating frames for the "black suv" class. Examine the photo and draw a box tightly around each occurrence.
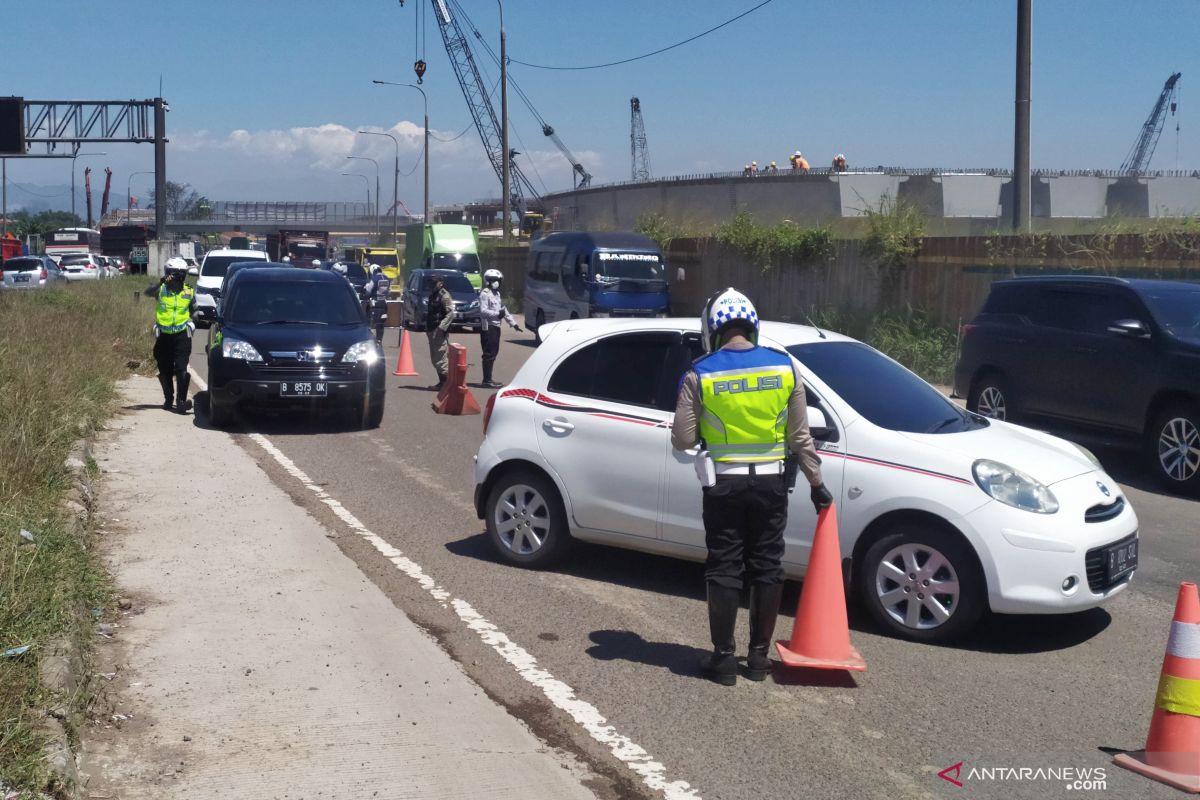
[955,276,1200,493]
[206,268,386,428]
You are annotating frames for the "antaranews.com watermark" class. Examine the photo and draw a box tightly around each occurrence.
[937,762,1108,792]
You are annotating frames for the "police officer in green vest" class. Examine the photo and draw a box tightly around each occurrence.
[143,257,197,413]
[673,288,833,685]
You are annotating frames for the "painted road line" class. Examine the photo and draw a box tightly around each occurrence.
[186,367,701,800]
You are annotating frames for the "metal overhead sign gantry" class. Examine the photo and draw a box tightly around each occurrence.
[1,96,169,234]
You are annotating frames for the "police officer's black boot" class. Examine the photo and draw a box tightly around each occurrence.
[701,584,740,686]
[158,375,174,411]
[746,582,783,681]
[175,373,193,414]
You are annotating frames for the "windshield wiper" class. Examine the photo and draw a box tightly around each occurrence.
[925,415,963,434]
[256,319,329,326]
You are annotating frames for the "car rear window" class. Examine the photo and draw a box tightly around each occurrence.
[202,255,264,278]
[3,258,40,271]
[548,332,676,409]
[60,255,93,265]
[1141,286,1200,341]
[226,280,363,325]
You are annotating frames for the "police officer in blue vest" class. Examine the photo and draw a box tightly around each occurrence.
[673,288,832,685]
[143,257,197,413]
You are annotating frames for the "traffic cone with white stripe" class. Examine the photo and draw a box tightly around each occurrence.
[1114,581,1200,792]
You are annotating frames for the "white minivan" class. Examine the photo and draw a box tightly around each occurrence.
[194,248,269,327]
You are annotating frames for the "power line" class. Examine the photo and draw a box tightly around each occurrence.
[509,0,775,71]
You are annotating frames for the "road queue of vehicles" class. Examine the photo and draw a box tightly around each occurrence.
[523,231,670,343]
[472,318,1138,643]
[400,269,482,332]
[194,248,271,328]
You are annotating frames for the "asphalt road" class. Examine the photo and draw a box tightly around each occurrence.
[187,324,1198,800]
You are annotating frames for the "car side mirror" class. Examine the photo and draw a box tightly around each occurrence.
[188,267,199,277]
[1106,319,1150,339]
[807,406,834,440]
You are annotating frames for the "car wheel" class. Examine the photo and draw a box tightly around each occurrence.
[208,393,232,429]
[362,397,385,429]
[485,470,571,568]
[968,372,1013,422]
[1148,404,1200,496]
[534,309,546,345]
[857,523,984,642]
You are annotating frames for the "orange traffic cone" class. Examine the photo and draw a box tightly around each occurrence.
[775,504,866,672]
[392,329,419,377]
[1114,581,1200,792]
[431,343,481,415]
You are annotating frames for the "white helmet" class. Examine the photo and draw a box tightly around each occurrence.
[332,263,348,276]
[701,288,759,353]
[281,255,291,263]
[312,258,322,268]
[370,263,382,274]
[483,268,503,290]
[165,256,188,275]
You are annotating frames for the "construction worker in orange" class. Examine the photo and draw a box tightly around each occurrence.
[833,153,848,172]
[790,151,810,172]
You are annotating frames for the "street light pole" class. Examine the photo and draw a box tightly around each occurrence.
[71,151,106,222]
[347,156,380,241]
[341,173,371,221]
[498,0,510,242]
[357,130,400,250]
[127,171,153,224]
[371,80,429,223]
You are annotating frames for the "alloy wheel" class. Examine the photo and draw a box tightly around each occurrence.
[874,543,961,631]
[494,483,551,555]
[977,386,1006,420]
[1158,416,1200,483]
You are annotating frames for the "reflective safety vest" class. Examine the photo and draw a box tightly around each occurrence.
[695,346,794,463]
[156,284,195,333]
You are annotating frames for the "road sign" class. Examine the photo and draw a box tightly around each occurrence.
[130,246,148,264]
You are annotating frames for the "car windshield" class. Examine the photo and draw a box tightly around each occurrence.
[432,253,481,274]
[421,273,475,293]
[3,258,40,271]
[203,255,263,278]
[592,252,665,281]
[226,281,363,325]
[787,341,983,434]
[1140,286,1200,342]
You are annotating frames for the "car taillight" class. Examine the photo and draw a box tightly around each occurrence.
[483,392,498,435]
[40,269,48,280]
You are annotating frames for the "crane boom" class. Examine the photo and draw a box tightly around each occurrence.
[1121,72,1181,174]
[431,0,538,213]
[541,124,591,188]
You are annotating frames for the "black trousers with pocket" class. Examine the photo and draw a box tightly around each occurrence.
[153,331,191,398]
[480,325,502,382]
[702,473,789,590]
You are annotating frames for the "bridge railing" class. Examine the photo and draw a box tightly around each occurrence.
[168,200,382,224]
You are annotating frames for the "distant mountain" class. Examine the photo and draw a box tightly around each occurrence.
[2,182,134,217]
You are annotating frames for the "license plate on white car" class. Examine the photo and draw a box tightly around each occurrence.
[14,274,29,283]
[1105,537,1138,583]
[280,381,327,397]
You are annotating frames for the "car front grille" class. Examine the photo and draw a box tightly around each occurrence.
[255,364,356,378]
[1084,497,1125,523]
[1085,532,1137,592]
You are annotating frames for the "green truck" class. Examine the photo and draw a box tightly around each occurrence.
[403,223,482,289]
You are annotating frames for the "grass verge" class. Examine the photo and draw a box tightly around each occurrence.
[0,276,153,793]
[808,306,959,386]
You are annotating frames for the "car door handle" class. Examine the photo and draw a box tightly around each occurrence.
[542,417,574,433]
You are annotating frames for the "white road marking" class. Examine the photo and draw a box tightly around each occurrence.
[187,366,701,800]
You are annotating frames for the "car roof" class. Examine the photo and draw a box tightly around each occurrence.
[204,248,267,258]
[230,267,345,285]
[994,275,1200,293]
[413,269,471,278]
[536,317,856,349]
[533,231,659,251]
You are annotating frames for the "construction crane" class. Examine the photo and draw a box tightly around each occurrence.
[631,97,651,182]
[1121,72,1181,174]
[100,167,113,218]
[542,123,591,188]
[429,0,538,215]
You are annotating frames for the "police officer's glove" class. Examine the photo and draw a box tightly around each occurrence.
[810,483,833,514]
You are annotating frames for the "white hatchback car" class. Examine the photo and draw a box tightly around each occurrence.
[472,319,1140,642]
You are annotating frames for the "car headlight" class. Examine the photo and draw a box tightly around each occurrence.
[972,459,1059,514]
[466,300,479,310]
[341,339,380,365]
[1075,444,1102,470]
[221,338,264,362]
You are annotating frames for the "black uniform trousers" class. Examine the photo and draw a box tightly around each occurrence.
[153,331,192,402]
[480,326,502,383]
[702,473,789,590]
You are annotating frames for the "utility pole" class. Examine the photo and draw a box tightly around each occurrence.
[371,81,430,222]
[498,0,510,242]
[1013,0,1031,232]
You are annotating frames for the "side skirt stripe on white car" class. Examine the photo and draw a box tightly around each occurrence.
[500,388,671,429]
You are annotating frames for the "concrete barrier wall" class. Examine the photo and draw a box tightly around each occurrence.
[545,172,1200,231]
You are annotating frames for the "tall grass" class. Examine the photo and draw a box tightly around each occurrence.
[808,306,959,386]
[0,277,152,792]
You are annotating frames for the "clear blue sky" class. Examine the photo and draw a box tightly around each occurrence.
[4,0,1199,211]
